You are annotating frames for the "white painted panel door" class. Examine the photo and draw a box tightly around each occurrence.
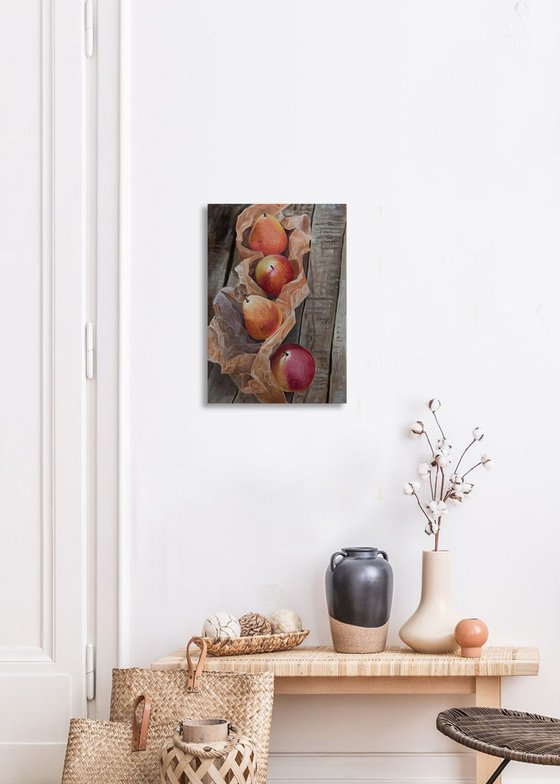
[0,0,86,781]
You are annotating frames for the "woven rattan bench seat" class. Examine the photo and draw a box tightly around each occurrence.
[437,707,560,766]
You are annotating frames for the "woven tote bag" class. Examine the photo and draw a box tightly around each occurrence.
[62,695,160,784]
[110,637,274,784]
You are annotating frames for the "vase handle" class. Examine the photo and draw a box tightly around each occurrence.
[330,551,345,571]
[378,550,389,561]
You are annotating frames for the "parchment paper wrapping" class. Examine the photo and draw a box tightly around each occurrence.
[208,204,312,403]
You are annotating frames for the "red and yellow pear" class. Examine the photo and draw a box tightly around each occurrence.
[248,213,288,255]
[254,255,295,297]
[271,343,316,392]
[242,294,283,341]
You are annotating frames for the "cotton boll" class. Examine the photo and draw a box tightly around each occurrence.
[427,500,447,518]
[428,398,441,412]
[427,500,438,517]
[472,427,485,441]
[435,452,451,468]
[481,454,494,470]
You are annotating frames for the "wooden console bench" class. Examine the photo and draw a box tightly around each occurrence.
[153,645,539,784]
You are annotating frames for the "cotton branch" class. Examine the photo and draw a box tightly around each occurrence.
[402,399,492,552]
[412,490,433,525]
[454,439,475,477]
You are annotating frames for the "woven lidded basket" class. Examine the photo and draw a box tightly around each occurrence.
[205,630,309,657]
[160,728,256,784]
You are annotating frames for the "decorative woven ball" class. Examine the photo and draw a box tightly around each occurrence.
[239,612,272,637]
[269,610,303,634]
[202,611,241,641]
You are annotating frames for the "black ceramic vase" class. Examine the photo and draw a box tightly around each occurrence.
[325,547,393,653]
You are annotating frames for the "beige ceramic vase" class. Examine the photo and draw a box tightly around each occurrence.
[399,550,459,653]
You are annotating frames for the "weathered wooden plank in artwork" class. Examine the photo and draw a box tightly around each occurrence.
[207,204,246,402]
[283,204,315,345]
[283,204,316,222]
[232,390,259,403]
[207,366,239,403]
[292,204,346,403]
[329,227,347,403]
[207,204,245,322]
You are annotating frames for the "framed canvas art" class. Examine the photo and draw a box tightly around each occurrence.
[208,204,346,404]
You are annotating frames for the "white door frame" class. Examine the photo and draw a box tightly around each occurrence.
[90,0,124,718]
[0,0,124,753]
[0,0,90,776]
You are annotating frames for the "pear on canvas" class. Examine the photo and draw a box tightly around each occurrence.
[248,214,288,255]
[242,295,283,341]
[271,343,316,392]
[255,255,295,297]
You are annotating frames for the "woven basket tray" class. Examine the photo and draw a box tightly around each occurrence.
[205,630,309,657]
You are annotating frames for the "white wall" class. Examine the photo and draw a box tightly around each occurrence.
[125,1,560,781]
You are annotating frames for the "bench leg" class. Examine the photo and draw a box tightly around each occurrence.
[475,677,502,784]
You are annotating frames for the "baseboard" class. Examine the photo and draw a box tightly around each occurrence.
[268,751,473,782]
[268,751,560,783]
[268,776,560,782]
[1,743,558,784]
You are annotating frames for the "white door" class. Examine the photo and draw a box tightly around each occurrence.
[0,0,88,780]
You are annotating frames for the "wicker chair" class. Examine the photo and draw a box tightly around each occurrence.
[437,707,560,783]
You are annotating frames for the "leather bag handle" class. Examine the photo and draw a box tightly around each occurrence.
[131,694,152,752]
[186,636,208,693]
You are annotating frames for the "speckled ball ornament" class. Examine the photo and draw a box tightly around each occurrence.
[239,612,272,637]
[270,610,303,634]
[202,611,241,641]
